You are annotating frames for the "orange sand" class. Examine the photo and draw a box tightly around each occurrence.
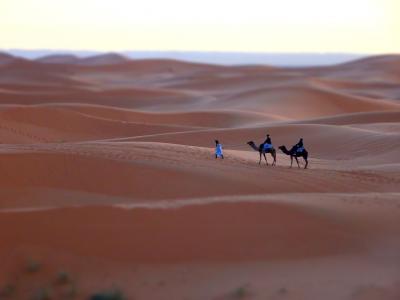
[0,53,399,300]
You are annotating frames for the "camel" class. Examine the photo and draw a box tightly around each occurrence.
[247,141,276,166]
[278,145,308,169]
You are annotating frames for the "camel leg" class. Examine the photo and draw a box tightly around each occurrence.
[272,153,276,166]
[304,158,308,169]
[290,156,293,168]
[259,152,262,165]
[263,152,268,165]
[295,157,300,168]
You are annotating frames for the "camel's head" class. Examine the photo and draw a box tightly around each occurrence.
[247,141,254,145]
[278,145,286,151]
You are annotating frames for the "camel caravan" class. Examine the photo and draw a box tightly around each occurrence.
[215,134,309,169]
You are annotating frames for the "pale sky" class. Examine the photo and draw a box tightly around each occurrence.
[1,0,399,53]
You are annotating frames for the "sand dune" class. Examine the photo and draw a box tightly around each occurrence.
[0,52,22,65]
[300,55,400,83]
[56,104,282,127]
[311,77,400,100]
[220,84,400,118]
[0,106,198,143]
[124,123,400,163]
[75,53,129,66]
[35,53,130,66]
[295,110,400,125]
[0,54,399,300]
[0,86,196,109]
[1,193,399,299]
[0,142,398,210]
[36,54,81,64]
[338,55,400,79]
[0,199,362,262]
[348,122,400,134]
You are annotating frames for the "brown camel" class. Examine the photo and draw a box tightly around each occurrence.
[247,141,277,166]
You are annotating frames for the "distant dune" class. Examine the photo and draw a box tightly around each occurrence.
[35,52,130,66]
[339,54,400,70]
[0,51,28,65]
[6,49,365,66]
[0,53,399,300]
[36,54,81,64]
[76,52,130,65]
[0,52,17,65]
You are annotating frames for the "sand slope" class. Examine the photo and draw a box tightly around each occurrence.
[0,54,399,300]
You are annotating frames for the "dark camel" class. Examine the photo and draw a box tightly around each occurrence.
[247,141,277,166]
[278,145,308,169]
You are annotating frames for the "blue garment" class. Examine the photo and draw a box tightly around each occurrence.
[297,146,304,153]
[263,143,273,150]
[215,144,223,157]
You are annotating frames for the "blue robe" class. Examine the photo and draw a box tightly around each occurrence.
[215,144,223,157]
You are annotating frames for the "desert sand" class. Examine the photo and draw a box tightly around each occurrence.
[0,53,399,300]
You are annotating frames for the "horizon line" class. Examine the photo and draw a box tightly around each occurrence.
[4,48,400,55]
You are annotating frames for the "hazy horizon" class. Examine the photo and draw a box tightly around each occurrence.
[2,49,371,66]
